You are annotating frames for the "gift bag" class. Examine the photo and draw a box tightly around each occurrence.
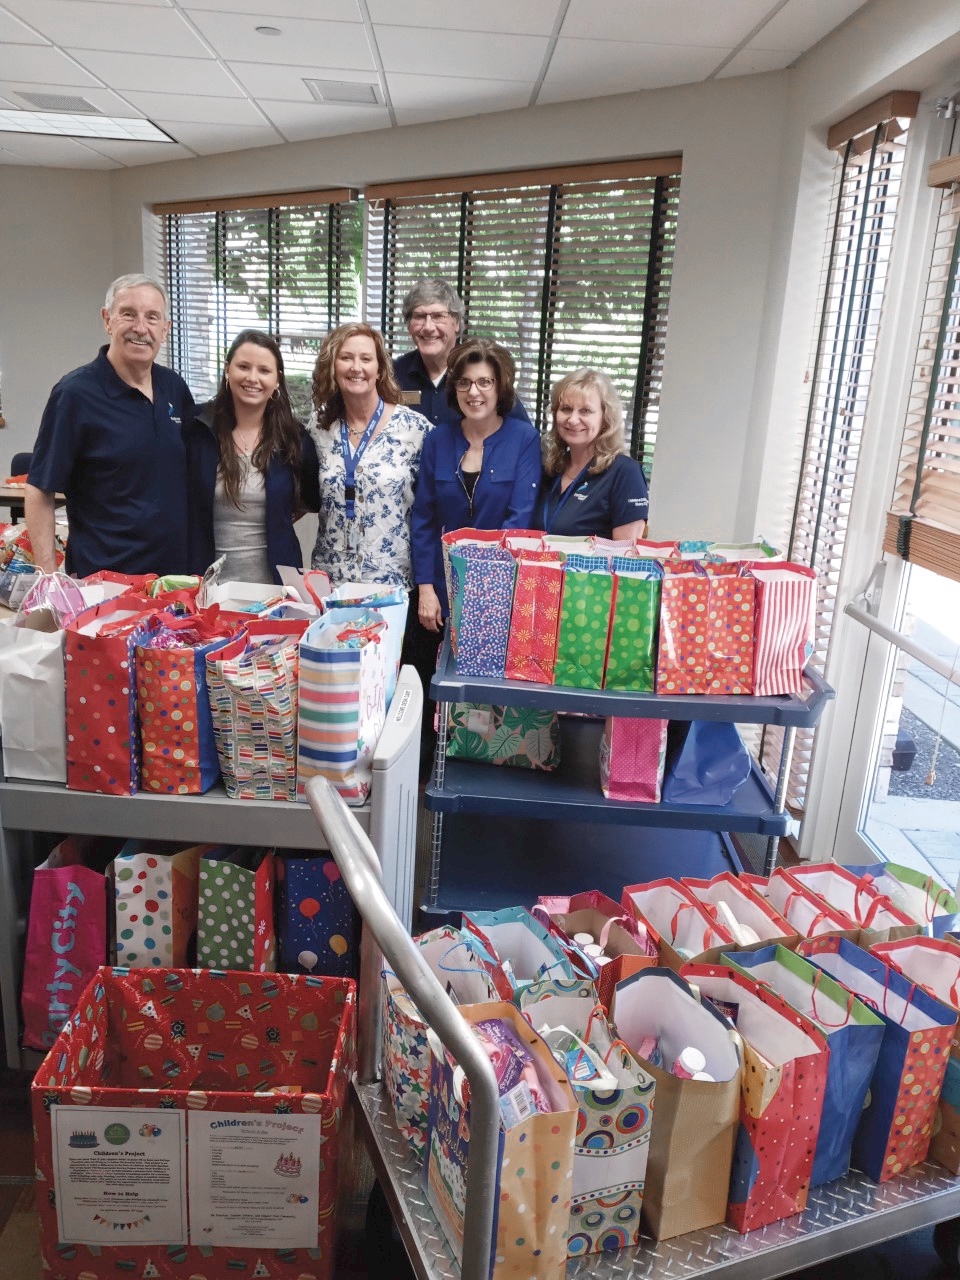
[136,610,238,795]
[517,984,656,1255]
[603,559,662,691]
[382,926,502,1155]
[65,598,158,795]
[503,551,564,684]
[845,861,960,937]
[661,719,752,805]
[21,840,108,1051]
[706,540,781,561]
[682,963,828,1231]
[535,891,659,1013]
[424,1001,578,1278]
[276,852,358,979]
[440,527,505,628]
[323,581,409,704]
[599,716,668,801]
[449,544,515,677]
[446,702,561,770]
[297,608,388,804]
[722,942,884,1186]
[197,846,276,972]
[462,906,576,998]
[206,620,305,802]
[656,561,755,694]
[763,868,860,942]
[553,556,615,689]
[0,614,66,782]
[112,840,209,966]
[799,935,957,1180]
[611,967,742,1240]
[683,872,799,951]
[783,864,919,946]
[872,935,960,1173]
[750,562,817,696]
[622,877,735,969]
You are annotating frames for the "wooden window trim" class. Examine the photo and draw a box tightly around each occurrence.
[928,153,960,189]
[364,156,682,202]
[826,91,920,151]
[152,188,357,215]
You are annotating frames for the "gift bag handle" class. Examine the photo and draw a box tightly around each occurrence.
[669,901,712,953]
[923,877,953,922]
[810,970,856,1027]
[879,963,918,1025]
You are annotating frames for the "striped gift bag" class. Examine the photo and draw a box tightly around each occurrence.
[297,608,388,804]
[206,620,305,801]
[749,563,817,696]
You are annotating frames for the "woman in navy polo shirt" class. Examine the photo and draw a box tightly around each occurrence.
[411,337,542,632]
[185,330,319,583]
[534,368,649,539]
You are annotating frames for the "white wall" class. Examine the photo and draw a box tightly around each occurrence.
[0,167,115,465]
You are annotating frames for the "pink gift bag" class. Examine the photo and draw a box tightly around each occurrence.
[599,717,668,801]
[21,839,108,1051]
[749,562,817,696]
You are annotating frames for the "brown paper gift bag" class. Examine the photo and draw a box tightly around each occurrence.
[611,966,741,1240]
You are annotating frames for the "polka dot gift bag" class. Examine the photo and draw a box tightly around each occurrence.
[656,560,756,695]
[64,597,159,795]
[111,839,211,967]
[197,847,276,972]
[679,963,828,1233]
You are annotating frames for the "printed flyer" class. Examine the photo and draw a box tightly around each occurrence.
[51,1105,187,1245]
[187,1110,321,1247]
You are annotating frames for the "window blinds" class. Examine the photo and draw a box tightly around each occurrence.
[773,100,915,811]
[157,194,362,419]
[364,161,681,470]
[884,151,960,585]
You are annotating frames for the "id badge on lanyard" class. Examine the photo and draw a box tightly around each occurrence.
[341,398,384,549]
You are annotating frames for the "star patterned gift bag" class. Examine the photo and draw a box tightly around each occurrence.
[553,555,615,690]
[197,847,276,972]
[656,561,755,695]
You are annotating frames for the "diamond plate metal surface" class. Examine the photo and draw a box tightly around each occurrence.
[354,1081,960,1280]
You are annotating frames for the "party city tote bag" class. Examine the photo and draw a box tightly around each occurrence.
[297,608,388,804]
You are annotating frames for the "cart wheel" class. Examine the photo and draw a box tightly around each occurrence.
[365,1178,415,1279]
[935,1218,960,1275]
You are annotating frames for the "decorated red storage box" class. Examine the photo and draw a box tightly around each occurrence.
[32,965,356,1280]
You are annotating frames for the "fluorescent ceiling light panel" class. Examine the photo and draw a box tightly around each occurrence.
[0,109,173,141]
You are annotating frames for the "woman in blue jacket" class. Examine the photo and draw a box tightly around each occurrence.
[410,337,542,632]
[185,330,320,584]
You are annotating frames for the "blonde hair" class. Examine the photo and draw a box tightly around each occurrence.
[311,323,402,430]
[542,368,626,476]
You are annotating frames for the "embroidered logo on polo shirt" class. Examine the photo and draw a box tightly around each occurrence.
[167,402,182,425]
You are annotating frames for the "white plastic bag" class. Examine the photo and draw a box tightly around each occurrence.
[0,615,66,781]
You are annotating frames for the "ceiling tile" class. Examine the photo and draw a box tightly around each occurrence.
[258,98,389,141]
[187,12,374,68]
[749,0,869,53]
[77,135,194,165]
[4,0,209,58]
[0,9,49,45]
[229,61,378,102]
[0,130,121,166]
[538,37,724,102]
[183,0,360,18]
[0,45,101,85]
[375,26,547,81]
[121,90,264,124]
[715,48,794,77]
[72,50,238,95]
[561,0,775,46]
[367,0,558,37]
[155,119,283,154]
[387,71,530,113]
[0,81,139,115]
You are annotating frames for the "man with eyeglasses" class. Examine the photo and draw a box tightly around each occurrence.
[393,278,532,428]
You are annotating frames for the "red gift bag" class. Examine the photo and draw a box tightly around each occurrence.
[749,562,817,696]
[599,716,668,801]
[656,561,755,695]
[504,551,564,683]
[65,598,158,794]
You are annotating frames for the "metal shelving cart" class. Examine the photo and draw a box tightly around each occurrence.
[306,775,960,1280]
[421,639,836,924]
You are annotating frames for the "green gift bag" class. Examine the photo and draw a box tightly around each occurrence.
[197,846,277,972]
[553,556,615,689]
[604,559,663,691]
[446,703,561,770]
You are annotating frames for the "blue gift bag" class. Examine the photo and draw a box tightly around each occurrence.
[275,852,359,979]
[661,720,752,805]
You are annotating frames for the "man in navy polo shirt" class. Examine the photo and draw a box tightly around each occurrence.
[25,273,193,577]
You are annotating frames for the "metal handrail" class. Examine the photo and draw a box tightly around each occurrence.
[305,776,502,1280]
[846,601,960,689]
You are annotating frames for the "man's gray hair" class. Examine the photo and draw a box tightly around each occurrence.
[401,277,465,328]
[104,273,168,316]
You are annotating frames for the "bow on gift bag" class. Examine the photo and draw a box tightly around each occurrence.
[681,963,828,1233]
[722,942,884,1187]
[799,935,957,1181]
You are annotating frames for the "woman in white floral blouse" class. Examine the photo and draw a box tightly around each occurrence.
[308,323,431,588]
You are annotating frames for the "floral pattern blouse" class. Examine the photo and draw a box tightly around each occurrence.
[308,403,432,588]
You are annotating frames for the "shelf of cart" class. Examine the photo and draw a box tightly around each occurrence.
[429,638,834,728]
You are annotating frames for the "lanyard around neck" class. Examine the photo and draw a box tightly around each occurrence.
[340,398,384,520]
[543,462,591,532]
